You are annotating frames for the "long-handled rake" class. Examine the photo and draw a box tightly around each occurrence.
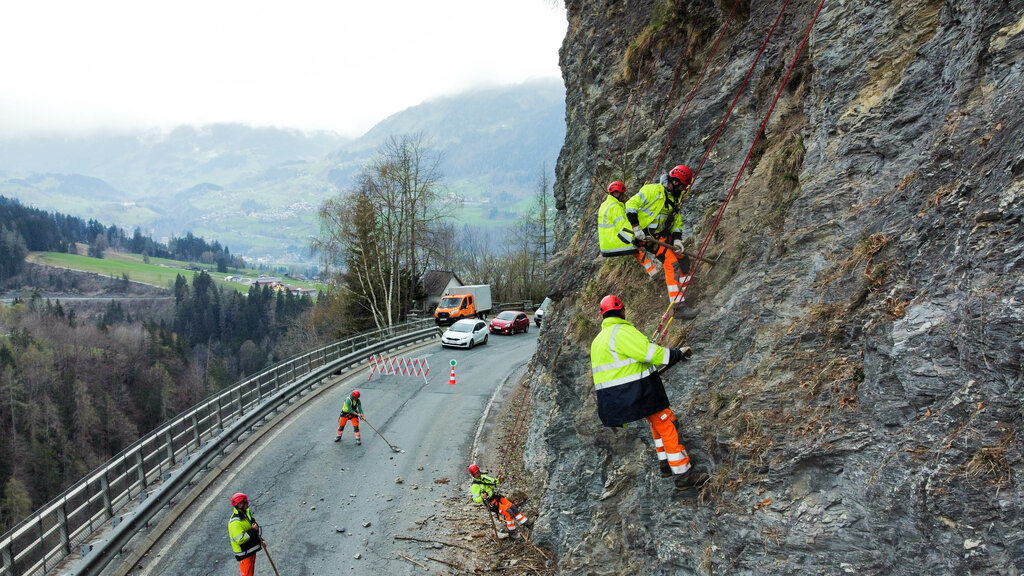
[263,543,281,576]
[360,417,403,453]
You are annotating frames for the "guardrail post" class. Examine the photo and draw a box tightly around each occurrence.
[2,543,13,576]
[136,450,147,489]
[235,387,244,416]
[191,414,201,448]
[165,429,175,466]
[100,474,113,518]
[57,503,70,554]
[215,398,224,431]
[37,518,46,572]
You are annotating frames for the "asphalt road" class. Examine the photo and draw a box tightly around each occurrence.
[134,327,538,576]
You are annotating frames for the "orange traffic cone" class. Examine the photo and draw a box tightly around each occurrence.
[448,365,457,386]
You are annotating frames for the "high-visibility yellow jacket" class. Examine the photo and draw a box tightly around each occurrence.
[228,507,262,561]
[624,174,688,239]
[597,194,638,257]
[590,316,672,426]
[470,474,501,503]
[341,395,362,416]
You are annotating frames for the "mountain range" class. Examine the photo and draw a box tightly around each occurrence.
[0,79,565,265]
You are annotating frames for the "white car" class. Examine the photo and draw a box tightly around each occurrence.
[534,297,552,327]
[441,319,489,349]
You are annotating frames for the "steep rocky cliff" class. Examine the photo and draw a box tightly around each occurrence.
[525,0,1024,573]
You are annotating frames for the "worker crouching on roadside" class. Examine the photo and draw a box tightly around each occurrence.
[468,464,530,535]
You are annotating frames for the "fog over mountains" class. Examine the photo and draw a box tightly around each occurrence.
[0,79,565,265]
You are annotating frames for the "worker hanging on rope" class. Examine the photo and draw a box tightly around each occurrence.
[468,464,530,536]
[228,493,266,576]
[600,179,666,273]
[590,295,709,491]
[334,390,363,444]
[624,165,698,320]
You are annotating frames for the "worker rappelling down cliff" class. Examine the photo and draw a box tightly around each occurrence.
[522,0,1024,573]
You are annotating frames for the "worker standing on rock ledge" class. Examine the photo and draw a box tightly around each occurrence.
[589,295,708,490]
[468,464,530,535]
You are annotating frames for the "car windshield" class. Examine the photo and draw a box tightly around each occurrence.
[440,297,462,308]
[449,323,474,333]
[496,311,517,320]
[537,297,551,311]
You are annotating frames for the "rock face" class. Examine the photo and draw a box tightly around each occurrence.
[526,0,1024,574]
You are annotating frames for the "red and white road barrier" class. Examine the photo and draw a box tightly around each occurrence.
[367,355,430,385]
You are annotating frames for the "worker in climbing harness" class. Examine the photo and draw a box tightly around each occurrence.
[590,295,708,490]
[228,492,265,576]
[468,464,530,535]
[599,180,664,273]
[334,389,363,444]
[624,164,697,319]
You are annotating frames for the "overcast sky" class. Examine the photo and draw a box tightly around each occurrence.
[0,1,567,138]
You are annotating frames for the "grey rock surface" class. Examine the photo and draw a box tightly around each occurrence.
[528,0,1024,574]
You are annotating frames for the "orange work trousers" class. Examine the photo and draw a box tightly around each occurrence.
[635,238,691,304]
[238,555,256,576]
[646,408,691,475]
[337,414,361,439]
[489,495,528,531]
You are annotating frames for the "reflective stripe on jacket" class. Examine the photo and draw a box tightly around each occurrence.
[598,195,637,256]
[624,175,687,238]
[590,316,671,426]
[470,474,500,503]
[228,508,262,560]
[342,395,362,416]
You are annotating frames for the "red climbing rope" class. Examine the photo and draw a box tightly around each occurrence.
[654,0,827,344]
[648,0,740,183]
[650,0,795,342]
[693,0,793,180]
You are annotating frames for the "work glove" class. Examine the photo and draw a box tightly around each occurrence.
[632,227,646,244]
[673,239,685,253]
[667,346,693,366]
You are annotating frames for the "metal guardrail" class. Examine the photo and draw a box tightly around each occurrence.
[0,319,437,576]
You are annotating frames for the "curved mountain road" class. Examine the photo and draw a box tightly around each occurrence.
[132,328,538,576]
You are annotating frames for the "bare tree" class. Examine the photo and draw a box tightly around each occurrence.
[312,134,445,328]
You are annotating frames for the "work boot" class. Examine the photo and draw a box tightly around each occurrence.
[659,461,673,478]
[520,518,531,528]
[334,435,341,443]
[356,438,361,445]
[673,302,698,320]
[674,469,710,491]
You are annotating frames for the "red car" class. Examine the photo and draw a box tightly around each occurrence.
[489,310,530,334]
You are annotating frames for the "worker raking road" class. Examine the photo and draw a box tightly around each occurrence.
[468,464,530,536]
[589,295,708,490]
[228,493,265,576]
[334,390,364,444]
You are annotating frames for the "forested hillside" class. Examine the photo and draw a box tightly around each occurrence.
[0,274,312,534]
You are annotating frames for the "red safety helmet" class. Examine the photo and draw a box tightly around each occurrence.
[599,295,624,317]
[231,492,248,507]
[607,181,625,196]
[468,464,481,476]
[668,164,693,188]
[351,390,360,399]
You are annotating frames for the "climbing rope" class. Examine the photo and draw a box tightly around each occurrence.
[650,0,798,342]
[648,0,740,183]
[654,0,828,345]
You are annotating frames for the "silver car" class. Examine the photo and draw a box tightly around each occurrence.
[441,319,489,349]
